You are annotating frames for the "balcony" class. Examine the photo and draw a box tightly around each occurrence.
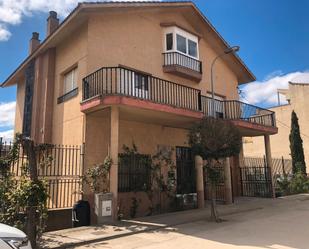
[201,96,276,134]
[81,66,277,135]
[162,52,202,81]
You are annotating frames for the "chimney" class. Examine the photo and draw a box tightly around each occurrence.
[47,11,59,36]
[29,32,40,54]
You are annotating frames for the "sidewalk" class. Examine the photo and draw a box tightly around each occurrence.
[41,197,281,249]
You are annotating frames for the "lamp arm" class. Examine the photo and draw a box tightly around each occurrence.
[210,53,226,116]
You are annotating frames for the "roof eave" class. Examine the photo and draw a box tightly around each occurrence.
[1,3,83,88]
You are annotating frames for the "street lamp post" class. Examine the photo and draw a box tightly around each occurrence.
[210,46,240,117]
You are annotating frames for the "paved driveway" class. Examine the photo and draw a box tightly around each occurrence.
[72,195,309,249]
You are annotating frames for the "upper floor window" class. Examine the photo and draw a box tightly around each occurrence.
[57,67,78,104]
[164,27,199,59]
[166,33,173,51]
[64,67,77,94]
[188,40,197,58]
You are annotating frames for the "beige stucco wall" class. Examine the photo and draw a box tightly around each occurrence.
[119,119,190,217]
[243,83,309,171]
[14,7,242,145]
[13,23,88,145]
[87,9,239,99]
[14,79,25,134]
[51,23,88,145]
[84,110,189,218]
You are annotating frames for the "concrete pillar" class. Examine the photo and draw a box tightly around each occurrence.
[264,134,276,198]
[110,106,119,220]
[224,157,233,204]
[195,155,205,208]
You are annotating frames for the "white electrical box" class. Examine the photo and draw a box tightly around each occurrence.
[102,200,112,216]
[94,192,113,224]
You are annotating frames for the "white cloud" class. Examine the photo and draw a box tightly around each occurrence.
[0,129,14,142]
[0,0,158,41]
[0,101,15,127]
[0,24,11,41]
[240,71,309,107]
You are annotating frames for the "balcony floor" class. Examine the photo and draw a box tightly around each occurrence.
[82,95,204,128]
[231,120,278,137]
[81,95,278,136]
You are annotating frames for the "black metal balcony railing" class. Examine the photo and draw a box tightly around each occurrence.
[83,67,201,111]
[163,52,202,73]
[82,66,276,128]
[201,96,276,127]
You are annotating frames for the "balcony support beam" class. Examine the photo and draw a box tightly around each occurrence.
[264,134,276,198]
[110,106,119,220]
[195,155,205,208]
[224,157,233,204]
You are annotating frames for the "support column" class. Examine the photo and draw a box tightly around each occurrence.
[264,134,276,198]
[110,106,119,220]
[224,157,233,204]
[195,155,205,208]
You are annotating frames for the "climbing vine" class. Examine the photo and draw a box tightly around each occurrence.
[83,156,112,193]
[119,143,177,216]
[149,147,176,214]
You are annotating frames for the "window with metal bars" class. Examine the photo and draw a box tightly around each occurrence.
[118,153,152,192]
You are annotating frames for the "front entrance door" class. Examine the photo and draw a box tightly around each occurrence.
[176,147,196,194]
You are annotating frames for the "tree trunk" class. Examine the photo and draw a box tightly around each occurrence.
[209,159,220,222]
[210,184,220,222]
[23,139,38,248]
[26,206,37,249]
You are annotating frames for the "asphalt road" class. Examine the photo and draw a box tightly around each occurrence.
[73,195,309,249]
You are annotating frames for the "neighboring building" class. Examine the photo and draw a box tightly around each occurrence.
[1,1,277,221]
[244,74,309,171]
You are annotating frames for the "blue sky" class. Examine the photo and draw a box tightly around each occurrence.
[0,0,308,139]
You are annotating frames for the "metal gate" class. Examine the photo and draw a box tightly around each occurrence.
[240,166,272,198]
[176,147,196,194]
[0,139,83,209]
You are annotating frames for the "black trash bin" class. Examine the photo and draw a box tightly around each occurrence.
[72,200,90,227]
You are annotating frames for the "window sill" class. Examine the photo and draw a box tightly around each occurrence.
[57,88,78,104]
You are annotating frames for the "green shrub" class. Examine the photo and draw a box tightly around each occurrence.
[277,174,291,195]
[289,172,309,194]
[277,172,309,195]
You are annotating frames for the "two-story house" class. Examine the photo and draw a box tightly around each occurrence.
[1,1,278,221]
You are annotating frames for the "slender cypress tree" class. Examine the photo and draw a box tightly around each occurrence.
[289,110,306,174]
